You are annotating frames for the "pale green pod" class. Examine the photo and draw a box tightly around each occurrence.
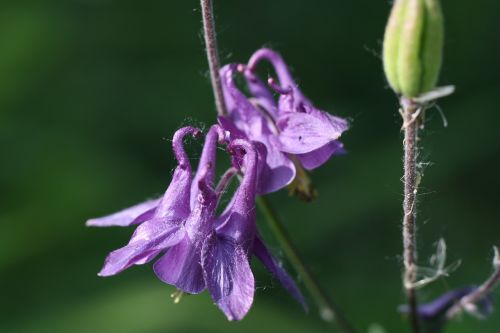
[382,0,444,98]
[382,0,409,93]
[420,0,444,93]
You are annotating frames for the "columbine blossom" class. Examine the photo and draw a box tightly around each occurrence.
[88,48,346,321]
[219,48,348,195]
[87,126,305,320]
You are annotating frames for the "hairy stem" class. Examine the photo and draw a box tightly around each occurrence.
[200,0,228,116]
[256,196,358,333]
[401,97,421,333]
[463,269,500,306]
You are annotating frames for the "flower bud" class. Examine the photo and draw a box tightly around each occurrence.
[383,0,444,98]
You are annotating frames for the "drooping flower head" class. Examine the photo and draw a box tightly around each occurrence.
[219,48,348,198]
[87,126,306,320]
[246,49,348,165]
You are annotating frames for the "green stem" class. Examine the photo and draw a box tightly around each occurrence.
[256,196,358,333]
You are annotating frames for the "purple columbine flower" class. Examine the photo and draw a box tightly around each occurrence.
[202,139,306,320]
[218,48,348,197]
[399,286,494,333]
[87,126,306,320]
[247,48,348,169]
[152,125,224,293]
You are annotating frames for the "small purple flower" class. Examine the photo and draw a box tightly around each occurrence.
[88,126,306,320]
[400,287,494,333]
[247,49,348,167]
[219,48,348,196]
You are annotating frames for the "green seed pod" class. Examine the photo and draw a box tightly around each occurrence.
[382,0,444,98]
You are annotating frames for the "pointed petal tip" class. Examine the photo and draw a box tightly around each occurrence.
[86,219,109,227]
[253,237,307,309]
[97,262,121,277]
[97,264,125,277]
[97,270,109,277]
[85,219,96,227]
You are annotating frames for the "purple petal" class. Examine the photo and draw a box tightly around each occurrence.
[218,118,296,195]
[399,286,495,322]
[220,65,296,194]
[154,237,206,294]
[87,127,199,229]
[190,125,224,209]
[202,233,255,321]
[98,221,184,277]
[247,48,307,102]
[220,64,264,130]
[132,207,158,225]
[253,236,307,310]
[217,140,258,246]
[277,111,346,155]
[86,198,161,227]
[154,163,218,293]
[134,250,161,265]
[418,287,473,320]
[244,71,278,118]
[153,127,201,220]
[297,141,346,170]
[254,137,296,195]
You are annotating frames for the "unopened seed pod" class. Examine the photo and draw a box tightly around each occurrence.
[383,0,444,98]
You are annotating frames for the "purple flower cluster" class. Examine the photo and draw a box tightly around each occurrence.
[219,48,348,195]
[87,49,348,320]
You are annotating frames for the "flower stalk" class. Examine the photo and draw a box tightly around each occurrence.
[446,247,500,319]
[200,0,228,116]
[256,196,357,333]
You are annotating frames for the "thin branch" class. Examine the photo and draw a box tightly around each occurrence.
[256,196,358,333]
[447,247,500,319]
[200,0,228,116]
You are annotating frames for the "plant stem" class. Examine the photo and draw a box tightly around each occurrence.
[200,0,228,116]
[256,196,358,333]
[446,259,500,319]
[463,269,500,308]
[401,97,421,333]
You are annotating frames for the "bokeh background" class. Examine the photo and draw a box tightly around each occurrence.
[1,0,499,332]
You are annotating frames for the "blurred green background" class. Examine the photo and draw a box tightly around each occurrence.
[1,0,499,332]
